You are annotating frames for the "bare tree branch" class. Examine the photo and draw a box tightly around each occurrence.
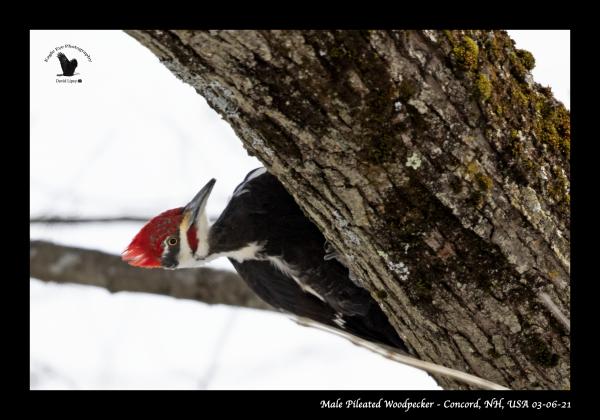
[30,216,151,224]
[30,215,218,224]
[29,240,271,311]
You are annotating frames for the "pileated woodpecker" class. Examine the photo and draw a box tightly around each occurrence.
[123,168,407,351]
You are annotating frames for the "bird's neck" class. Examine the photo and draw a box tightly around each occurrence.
[193,213,211,259]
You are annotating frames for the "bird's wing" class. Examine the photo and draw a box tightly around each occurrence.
[297,258,373,317]
[230,258,407,351]
[226,171,375,316]
[230,258,337,326]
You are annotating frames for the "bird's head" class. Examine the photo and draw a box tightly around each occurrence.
[122,179,216,269]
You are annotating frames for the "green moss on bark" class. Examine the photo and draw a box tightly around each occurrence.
[476,73,492,101]
[451,35,479,72]
[534,99,570,155]
[516,49,536,71]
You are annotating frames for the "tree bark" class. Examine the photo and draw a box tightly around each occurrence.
[30,240,271,311]
[125,30,570,390]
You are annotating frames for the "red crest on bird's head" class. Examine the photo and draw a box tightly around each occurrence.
[122,208,184,268]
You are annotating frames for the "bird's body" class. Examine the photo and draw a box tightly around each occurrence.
[124,168,407,352]
[213,169,407,350]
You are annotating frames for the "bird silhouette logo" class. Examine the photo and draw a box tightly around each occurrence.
[56,52,78,77]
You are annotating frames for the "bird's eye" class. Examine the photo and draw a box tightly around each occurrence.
[167,237,178,247]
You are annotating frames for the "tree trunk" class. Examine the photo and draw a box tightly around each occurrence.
[125,30,570,390]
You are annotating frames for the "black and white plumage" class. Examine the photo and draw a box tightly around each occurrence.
[56,52,78,76]
[124,167,407,351]
[208,168,408,351]
[126,169,519,389]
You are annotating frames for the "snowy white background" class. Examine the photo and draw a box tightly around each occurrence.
[30,30,569,390]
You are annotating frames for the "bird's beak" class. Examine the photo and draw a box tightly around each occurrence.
[182,178,216,230]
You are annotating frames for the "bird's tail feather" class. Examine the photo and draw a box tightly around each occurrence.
[341,312,409,353]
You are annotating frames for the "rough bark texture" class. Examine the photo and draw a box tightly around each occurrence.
[125,30,570,390]
[30,240,271,311]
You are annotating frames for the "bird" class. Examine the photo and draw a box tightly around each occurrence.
[123,167,408,352]
[56,52,78,76]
